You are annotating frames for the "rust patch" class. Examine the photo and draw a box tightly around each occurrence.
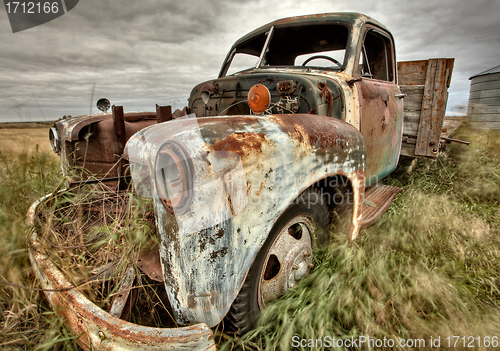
[381,116,388,131]
[28,193,216,351]
[35,251,215,349]
[255,180,266,197]
[137,247,164,282]
[209,247,228,263]
[210,132,266,158]
[318,81,335,117]
[318,81,333,104]
[268,114,356,151]
[215,229,224,239]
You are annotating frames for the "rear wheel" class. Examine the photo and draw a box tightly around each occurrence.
[225,188,329,334]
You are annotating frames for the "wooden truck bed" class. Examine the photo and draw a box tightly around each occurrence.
[398,58,455,158]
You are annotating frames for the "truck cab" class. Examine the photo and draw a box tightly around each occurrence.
[189,12,403,185]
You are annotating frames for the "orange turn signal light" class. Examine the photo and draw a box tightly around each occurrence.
[248,84,271,114]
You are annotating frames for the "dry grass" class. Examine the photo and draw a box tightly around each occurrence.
[1,122,499,350]
[0,126,55,156]
[32,184,176,328]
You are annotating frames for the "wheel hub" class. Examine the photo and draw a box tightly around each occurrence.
[288,250,313,288]
[257,215,315,310]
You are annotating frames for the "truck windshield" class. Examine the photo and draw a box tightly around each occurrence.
[222,23,349,77]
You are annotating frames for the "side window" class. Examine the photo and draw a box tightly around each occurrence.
[360,29,394,82]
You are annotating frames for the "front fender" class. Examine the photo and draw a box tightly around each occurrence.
[124,114,366,327]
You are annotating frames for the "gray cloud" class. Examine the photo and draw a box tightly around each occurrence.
[1,0,499,121]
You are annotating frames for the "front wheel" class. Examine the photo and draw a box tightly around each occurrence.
[225,188,329,334]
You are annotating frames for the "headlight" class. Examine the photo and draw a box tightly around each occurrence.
[49,127,61,154]
[154,142,194,214]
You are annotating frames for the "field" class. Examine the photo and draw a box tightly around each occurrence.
[0,123,499,350]
[0,123,54,156]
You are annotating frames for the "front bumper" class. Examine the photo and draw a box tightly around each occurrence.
[27,194,216,351]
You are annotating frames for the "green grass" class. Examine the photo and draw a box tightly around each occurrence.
[1,124,499,350]
[0,151,80,350]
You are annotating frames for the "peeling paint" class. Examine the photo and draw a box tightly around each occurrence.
[124,113,366,327]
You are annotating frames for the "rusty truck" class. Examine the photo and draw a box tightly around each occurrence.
[29,12,456,350]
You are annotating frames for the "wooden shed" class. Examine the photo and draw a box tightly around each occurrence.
[468,65,500,129]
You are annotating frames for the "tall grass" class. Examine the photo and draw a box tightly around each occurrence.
[1,124,499,350]
[0,151,81,350]
[220,125,500,350]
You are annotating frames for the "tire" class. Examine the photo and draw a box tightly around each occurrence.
[224,188,329,335]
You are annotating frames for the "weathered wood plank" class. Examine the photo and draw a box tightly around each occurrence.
[445,59,455,87]
[400,85,424,111]
[397,60,428,85]
[415,58,449,157]
[403,111,420,137]
[403,110,420,135]
[400,85,425,95]
[400,142,417,157]
[403,98,423,111]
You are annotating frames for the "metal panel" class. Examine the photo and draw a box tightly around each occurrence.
[468,97,500,106]
[469,114,500,122]
[468,121,500,129]
[355,79,404,184]
[469,89,500,100]
[469,80,500,92]
[469,73,500,84]
[124,114,367,327]
[468,104,500,115]
[361,184,402,228]
[468,71,500,129]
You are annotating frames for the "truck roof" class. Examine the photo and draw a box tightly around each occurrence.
[232,12,390,48]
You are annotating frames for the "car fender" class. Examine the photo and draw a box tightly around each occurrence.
[124,113,366,327]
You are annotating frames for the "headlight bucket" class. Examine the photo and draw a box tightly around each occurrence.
[49,127,61,154]
[154,142,194,214]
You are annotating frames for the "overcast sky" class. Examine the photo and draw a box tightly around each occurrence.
[1,0,499,122]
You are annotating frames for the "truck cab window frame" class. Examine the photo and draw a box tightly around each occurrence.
[359,27,395,82]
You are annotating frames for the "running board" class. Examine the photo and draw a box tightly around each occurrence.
[361,184,402,228]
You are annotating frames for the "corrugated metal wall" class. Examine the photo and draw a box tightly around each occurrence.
[468,67,500,129]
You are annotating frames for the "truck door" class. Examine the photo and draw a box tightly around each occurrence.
[355,28,403,186]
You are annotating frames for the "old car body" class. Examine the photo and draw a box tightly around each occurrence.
[30,12,454,350]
